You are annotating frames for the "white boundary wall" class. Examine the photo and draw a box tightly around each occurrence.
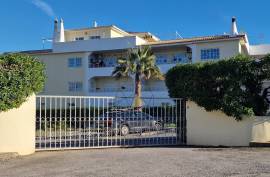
[0,95,36,155]
[187,101,270,146]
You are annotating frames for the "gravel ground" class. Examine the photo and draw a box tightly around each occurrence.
[0,147,270,177]
[0,153,18,162]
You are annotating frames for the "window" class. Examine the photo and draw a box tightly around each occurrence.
[156,54,167,64]
[75,37,84,41]
[201,48,220,60]
[173,53,185,63]
[68,82,83,92]
[89,36,101,39]
[68,57,82,67]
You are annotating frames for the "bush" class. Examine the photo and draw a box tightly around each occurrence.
[165,54,270,120]
[0,54,45,112]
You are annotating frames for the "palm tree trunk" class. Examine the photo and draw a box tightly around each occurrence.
[133,73,143,109]
[135,73,141,97]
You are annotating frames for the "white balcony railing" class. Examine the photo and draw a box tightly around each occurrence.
[53,36,143,53]
[89,58,117,68]
[88,54,191,68]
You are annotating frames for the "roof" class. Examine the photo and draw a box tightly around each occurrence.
[19,49,53,55]
[143,34,246,46]
[128,32,160,42]
[15,35,247,55]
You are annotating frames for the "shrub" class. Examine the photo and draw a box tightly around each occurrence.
[0,54,45,112]
[165,54,270,120]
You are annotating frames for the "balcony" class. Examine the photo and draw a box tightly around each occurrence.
[89,86,166,93]
[53,36,146,53]
[88,55,191,69]
[89,87,133,92]
[155,53,191,65]
[89,76,167,94]
[89,57,117,68]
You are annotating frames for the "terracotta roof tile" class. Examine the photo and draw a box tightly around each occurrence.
[144,34,246,46]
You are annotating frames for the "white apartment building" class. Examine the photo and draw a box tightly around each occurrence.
[21,17,270,98]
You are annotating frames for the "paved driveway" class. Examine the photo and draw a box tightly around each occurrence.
[1,147,270,177]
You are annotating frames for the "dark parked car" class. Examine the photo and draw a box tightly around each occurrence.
[97,110,163,136]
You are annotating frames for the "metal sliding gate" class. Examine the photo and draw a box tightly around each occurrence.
[35,96,186,151]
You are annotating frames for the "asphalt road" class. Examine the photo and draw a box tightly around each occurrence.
[1,147,270,177]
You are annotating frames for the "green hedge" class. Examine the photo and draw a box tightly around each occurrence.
[0,54,45,112]
[165,54,270,120]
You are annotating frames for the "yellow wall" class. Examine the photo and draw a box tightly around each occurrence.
[186,101,270,146]
[251,117,270,142]
[193,40,241,62]
[65,27,127,41]
[65,28,112,41]
[110,29,125,38]
[34,52,88,96]
[187,101,252,147]
[0,95,36,155]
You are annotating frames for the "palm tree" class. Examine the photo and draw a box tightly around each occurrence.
[112,46,164,108]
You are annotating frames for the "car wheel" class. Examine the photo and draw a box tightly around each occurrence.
[121,125,129,136]
[155,122,162,131]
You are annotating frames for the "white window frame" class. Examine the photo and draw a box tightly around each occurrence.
[89,36,101,40]
[201,48,220,60]
[68,82,83,92]
[68,57,82,68]
[75,37,84,41]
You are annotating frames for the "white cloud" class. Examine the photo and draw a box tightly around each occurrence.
[32,0,55,18]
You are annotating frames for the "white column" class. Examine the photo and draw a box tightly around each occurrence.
[231,17,238,35]
[187,44,198,63]
[59,18,65,42]
[83,52,92,96]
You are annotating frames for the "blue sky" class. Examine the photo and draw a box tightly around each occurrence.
[1,0,270,53]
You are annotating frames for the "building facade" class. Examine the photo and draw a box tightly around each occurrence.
[22,17,270,98]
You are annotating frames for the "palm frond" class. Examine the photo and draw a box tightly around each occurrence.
[112,46,163,80]
[112,65,129,79]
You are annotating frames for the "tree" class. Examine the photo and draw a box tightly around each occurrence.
[112,46,164,108]
[165,54,270,120]
[0,54,45,112]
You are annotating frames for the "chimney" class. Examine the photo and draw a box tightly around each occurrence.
[93,21,98,28]
[231,17,238,35]
[53,18,59,43]
[59,18,65,42]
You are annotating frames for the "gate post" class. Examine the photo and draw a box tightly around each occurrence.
[181,99,187,144]
[176,99,187,144]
